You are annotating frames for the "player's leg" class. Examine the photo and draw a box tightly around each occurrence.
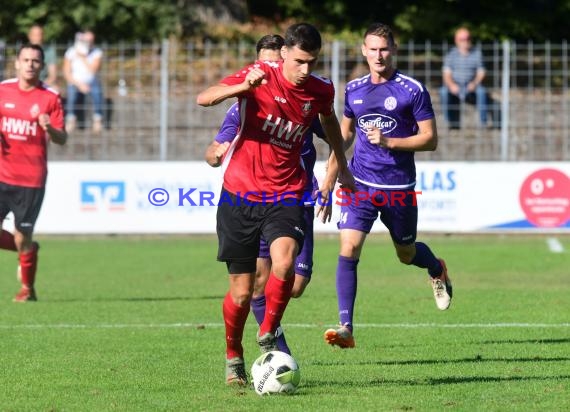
[216,190,259,385]
[250,248,271,325]
[325,185,376,348]
[0,187,17,252]
[291,205,314,298]
[324,228,366,348]
[249,239,293,354]
[11,185,44,302]
[224,269,255,386]
[381,190,452,310]
[258,202,304,353]
[0,217,17,252]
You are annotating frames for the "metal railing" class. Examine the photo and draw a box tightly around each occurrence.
[1,39,568,161]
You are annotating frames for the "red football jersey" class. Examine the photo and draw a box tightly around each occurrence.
[0,79,64,188]
[220,60,334,201]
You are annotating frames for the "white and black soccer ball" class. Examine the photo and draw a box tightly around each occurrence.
[251,351,301,395]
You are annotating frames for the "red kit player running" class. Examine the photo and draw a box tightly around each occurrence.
[0,43,67,302]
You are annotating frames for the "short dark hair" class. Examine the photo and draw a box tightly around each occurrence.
[284,23,321,52]
[363,23,396,47]
[256,34,285,54]
[17,43,45,62]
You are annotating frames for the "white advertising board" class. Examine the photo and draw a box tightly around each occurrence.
[8,161,567,234]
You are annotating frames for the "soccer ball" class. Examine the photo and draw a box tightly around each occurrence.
[251,351,301,395]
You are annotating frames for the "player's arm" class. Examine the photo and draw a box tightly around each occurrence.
[315,112,356,222]
[205,103,239,166]
[340,115,356,151]
[367,118,437,152]
[319,111,355,190]
[196,67,266,107]
[38,114,67,145]
[205,141,230,167]
[322,114,356,200]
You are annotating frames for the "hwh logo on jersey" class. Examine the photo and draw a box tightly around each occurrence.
[262,114,308,146]
[2,117,38,138]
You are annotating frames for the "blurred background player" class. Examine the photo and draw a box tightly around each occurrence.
[0,43,67,302]
[205,33,331,356]
[324,23,452,349]
[197,22,354,386]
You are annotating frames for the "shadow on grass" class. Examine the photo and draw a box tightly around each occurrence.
[310,355,570,366]
[303,374,570,388]
[477,338,570,345]
[44,295,224,303]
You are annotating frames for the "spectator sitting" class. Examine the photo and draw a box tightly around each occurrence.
[63,30,104,133]
[440,27,499,129]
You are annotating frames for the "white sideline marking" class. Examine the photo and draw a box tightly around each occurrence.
[0,322,569,329]
[546,237,564,253]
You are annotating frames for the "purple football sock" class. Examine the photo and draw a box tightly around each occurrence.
[250,295,266,325]
[251,294,291,354]
[336,255,359,332]
[274,325,291,355]
[410,242,443,278]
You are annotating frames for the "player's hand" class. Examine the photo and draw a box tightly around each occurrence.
[244,67,267,89]
[315,187,334,223]
[214,142,230,165]
[366,126,389,148]
[337,168,357,193]
[38,114,51,131]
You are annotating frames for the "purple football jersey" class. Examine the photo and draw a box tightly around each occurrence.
[214,102,241,145]
[344,70,434,188]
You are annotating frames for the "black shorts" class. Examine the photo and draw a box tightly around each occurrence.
[216,188,306,271]
[0,182,45,235]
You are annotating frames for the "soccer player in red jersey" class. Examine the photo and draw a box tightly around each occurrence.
[0,43,67,302]
[197,22,355,386]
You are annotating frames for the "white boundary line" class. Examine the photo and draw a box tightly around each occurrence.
[0,322,569,329]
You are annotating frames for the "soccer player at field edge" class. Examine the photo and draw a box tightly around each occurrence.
[197,22,355,386]
[322,23,452,349]
[0,43,67,302]
[205,34,330,356]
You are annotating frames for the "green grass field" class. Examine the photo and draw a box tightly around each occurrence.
[1,234,569,411]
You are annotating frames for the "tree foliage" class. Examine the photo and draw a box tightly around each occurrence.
[0,0,567,43]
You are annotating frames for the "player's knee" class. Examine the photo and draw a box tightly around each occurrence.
[339,243,360,259]
[252,281,265,297]
[396,249,414,264]
[270,260,295,278]
[231,290,252,306]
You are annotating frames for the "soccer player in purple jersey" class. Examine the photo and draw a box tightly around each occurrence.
[205,34,329,356]
[322,23,453,349]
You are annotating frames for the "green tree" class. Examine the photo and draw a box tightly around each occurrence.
[0,0,567,43]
